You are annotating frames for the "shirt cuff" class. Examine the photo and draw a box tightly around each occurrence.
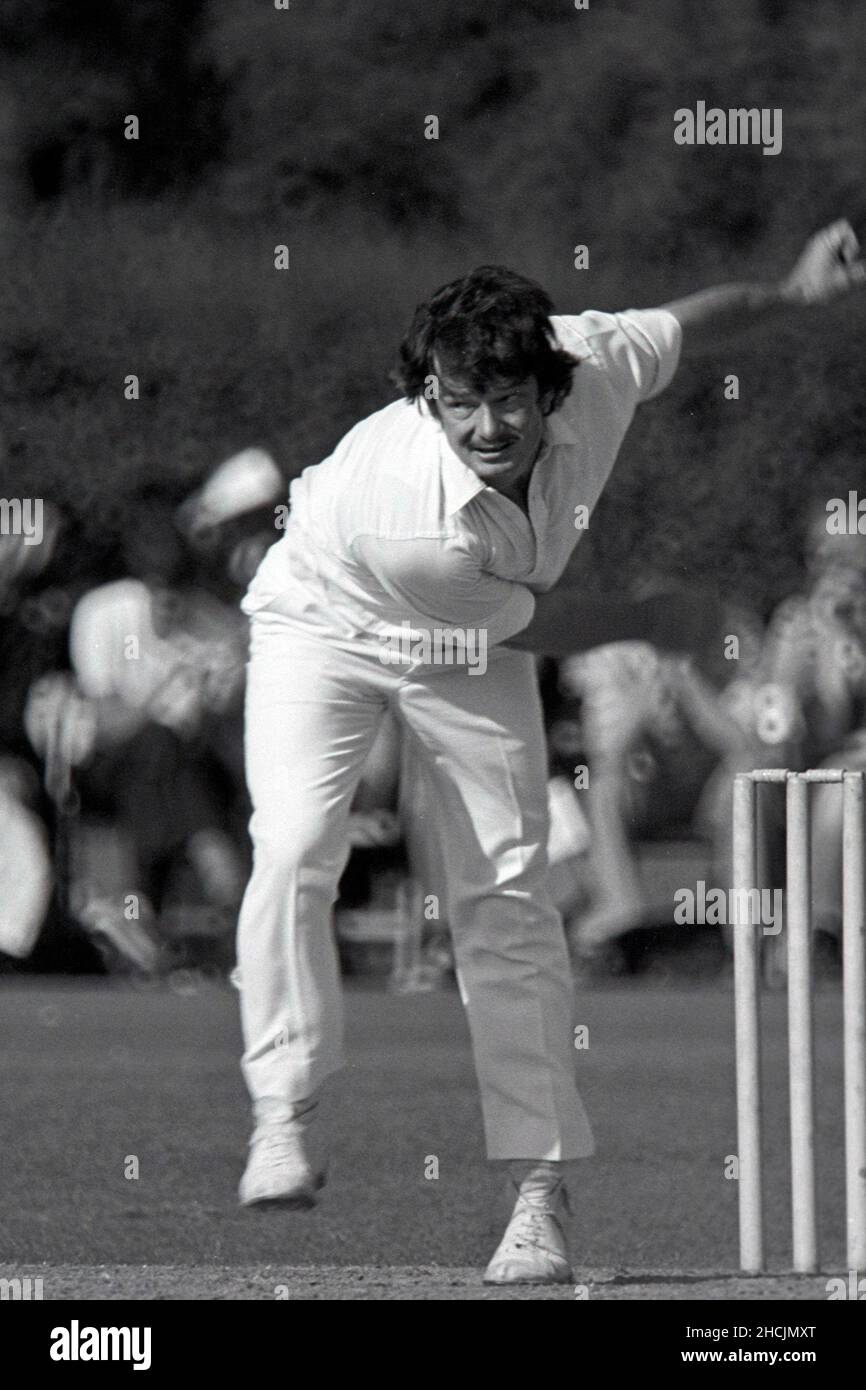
[619,308,683,400]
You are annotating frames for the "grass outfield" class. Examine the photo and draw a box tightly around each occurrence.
[0,977,850,1300]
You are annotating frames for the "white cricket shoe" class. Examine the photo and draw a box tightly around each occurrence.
[239,1105,326,1210]
[483,1178,573,1285]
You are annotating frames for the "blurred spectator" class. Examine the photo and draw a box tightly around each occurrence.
[786,515,866,954]
[559,640,745,956]
[0,501,66,760]
[710,505,866,971]
[177,447,285,608]
[25,501,248,973]
[0,757,53,961]
[0,504,83,968]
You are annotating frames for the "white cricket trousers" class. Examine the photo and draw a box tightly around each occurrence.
[236,609,594,1161]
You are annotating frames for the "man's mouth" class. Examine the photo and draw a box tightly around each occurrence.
[472,443,515,458]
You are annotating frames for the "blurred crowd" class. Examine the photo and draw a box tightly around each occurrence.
[0,450,280,976]
[2,466,864,985]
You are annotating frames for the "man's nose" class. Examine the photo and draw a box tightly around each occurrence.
[475,404,500,439]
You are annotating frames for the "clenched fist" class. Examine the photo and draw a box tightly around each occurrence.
[782,220,866,307]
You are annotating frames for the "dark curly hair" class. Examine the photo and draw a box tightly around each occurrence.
[392,265,578,415]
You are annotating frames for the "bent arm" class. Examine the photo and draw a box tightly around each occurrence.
[661,280,795,354]
[505,589,644,655]
[504,586,721,658]
[661,220,865,355]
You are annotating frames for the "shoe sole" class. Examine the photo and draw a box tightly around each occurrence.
[242,1191,318,1211]
[482,1270,573,1285]
[239,1171,327,1211]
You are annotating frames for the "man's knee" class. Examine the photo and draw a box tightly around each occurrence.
[452,883,563,954]
[449,838,550,899]
[249,812,346,884]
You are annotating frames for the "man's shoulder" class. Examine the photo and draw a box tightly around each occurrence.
[551,308,679,355]
[289,395,443,537]
[551,307,681,406]
[306,396,439,497]
[550,310,621,356]
[338,395,437,453]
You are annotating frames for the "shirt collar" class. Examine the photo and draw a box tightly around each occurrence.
[414,398,486,516]
[440,441,488,516]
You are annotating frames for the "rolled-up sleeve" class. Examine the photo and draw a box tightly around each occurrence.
[352,533,537,647]
[555,307,682,408]
[612,308,682,401]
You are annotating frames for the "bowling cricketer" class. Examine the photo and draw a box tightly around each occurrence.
[234,221,863,1283]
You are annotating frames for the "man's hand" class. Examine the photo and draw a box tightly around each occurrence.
[504,585,724,657]
[662,219,866,354]
[781,220,866,307]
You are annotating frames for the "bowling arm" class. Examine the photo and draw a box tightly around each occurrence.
[505,591,643,655]
[661,221,865,355]
[504,587,720,657]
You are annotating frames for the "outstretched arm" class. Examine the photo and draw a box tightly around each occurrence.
[505,586,722,657]
[661,220,866,355]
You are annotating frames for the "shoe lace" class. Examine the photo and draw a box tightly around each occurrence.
[506,1187,569,1252]
[254,1123,305,1164]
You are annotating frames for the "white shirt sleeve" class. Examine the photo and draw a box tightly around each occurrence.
[614,307,682,401]
[352,534,536,646]
[555,307,682,406]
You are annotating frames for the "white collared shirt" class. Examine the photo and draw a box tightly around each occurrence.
[244,308,681,668]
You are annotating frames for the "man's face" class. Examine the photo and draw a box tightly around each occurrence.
[434,364,547,491]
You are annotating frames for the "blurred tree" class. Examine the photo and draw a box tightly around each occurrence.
[1,0,866,614]
[0,0,227,203]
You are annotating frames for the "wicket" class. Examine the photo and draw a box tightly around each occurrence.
[732,768,866,1275]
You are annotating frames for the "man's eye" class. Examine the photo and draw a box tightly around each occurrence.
[445,400,473,414]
